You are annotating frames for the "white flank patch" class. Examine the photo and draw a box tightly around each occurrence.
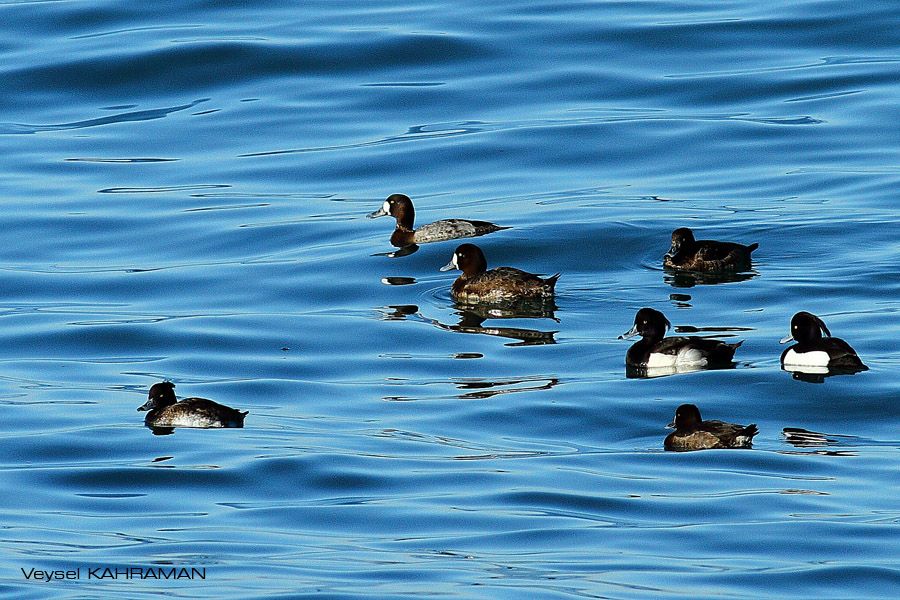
[647,348,708,368]
[782,348,830,368]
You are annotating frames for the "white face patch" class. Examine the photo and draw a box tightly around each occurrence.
[383,200,391,214]
[450,252,459,268]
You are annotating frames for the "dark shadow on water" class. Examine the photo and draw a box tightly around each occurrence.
[663,268,758,288]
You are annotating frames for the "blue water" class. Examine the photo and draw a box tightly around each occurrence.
[2,1,899,597]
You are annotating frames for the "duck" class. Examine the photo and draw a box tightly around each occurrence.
[439,243,559,304]
[780,311,867,372]
[367,193,507,248]
[138,381,248,429]
[619,307,742,369]
[663,227,758,272]
[665,403,758,451]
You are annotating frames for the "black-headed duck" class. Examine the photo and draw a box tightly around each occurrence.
[619,307,742,369]
[780,311,867,372]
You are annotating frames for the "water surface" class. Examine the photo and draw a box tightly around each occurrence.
[1,1,899,598]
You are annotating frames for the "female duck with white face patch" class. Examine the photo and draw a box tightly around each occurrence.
[619,308,742,374]
[780,311,867,374]
[440,243,559,305]
[367,193,507,248]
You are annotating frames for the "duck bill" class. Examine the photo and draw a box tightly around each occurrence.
[618,324,639,340]
[367,206,388,219]
[137,399,154,411]
[440,252,459,272]
[779,334,794,344]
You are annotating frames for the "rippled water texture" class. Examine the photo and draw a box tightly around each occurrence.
[2,1,899,598]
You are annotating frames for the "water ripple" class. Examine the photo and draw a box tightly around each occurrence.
[0,99,208,134]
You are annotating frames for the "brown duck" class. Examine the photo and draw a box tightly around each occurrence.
[665,404,758,451]
[440,243,559,304]
[663,227,758,272]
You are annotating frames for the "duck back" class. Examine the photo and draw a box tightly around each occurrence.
[781,337,867,370]
[148,398,248,428]
[665,420,758,451]
[628,335,741,367]
[665,240,757,272]
[453,267,558,304]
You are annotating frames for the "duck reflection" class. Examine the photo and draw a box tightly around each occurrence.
[372,244,419,258]
[374,304,557,346]
[447,310,557,346]
[781,427,857,457]
[625,362,732,379]
[669,293,692,308]
[782,364,869,383]
[663,269,758,288]
[377,305,420,321]
[147,426,175,436]
[454,300,559,321]
[381,376,560,402]
[380,276,417,286]
[453,376,560,400]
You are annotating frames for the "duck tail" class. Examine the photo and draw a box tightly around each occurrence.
[747,242,759,253]
[545,273,561,289]
[715,339,743,363]
[743,423,759,439]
